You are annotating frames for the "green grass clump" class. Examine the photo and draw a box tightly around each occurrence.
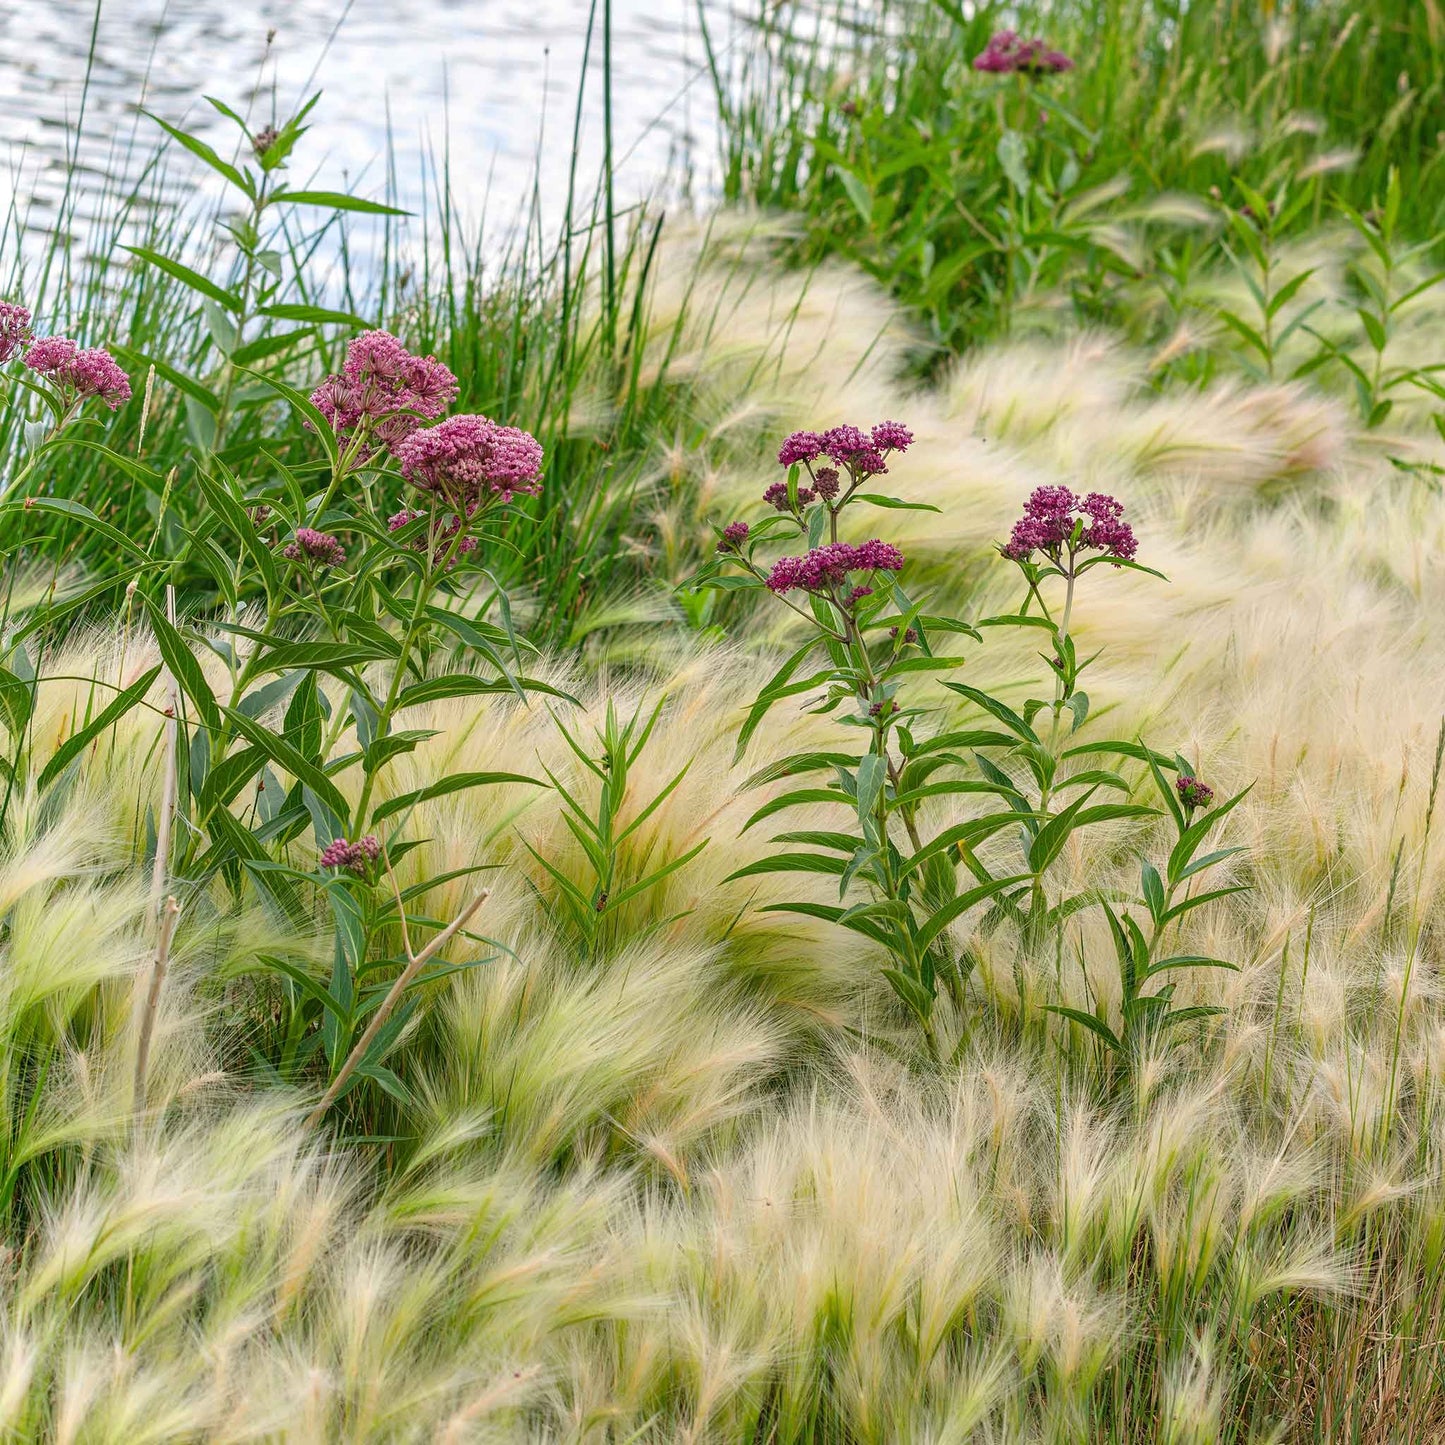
[713,0,1445,360]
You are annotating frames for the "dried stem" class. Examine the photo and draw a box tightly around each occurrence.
[134,895,180,1113]
[149,584,179,922]
[303,885,491,1130]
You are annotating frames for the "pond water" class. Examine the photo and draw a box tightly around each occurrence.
[0,0,757,257]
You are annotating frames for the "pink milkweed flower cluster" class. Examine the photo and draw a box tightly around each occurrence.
[1001,487,1137,564]
[973,31,1073,76]
[1176,775,1215,812]
[320,835,381,875]
[776,420,914,484]
[0,302,33,364]
[310,330,459,456]
[282,527,347,568]
[717,521,750,552]
[766,539,905,594]
[395,414,544,508]
[22,335,132,409]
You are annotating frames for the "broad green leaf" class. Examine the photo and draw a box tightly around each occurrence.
[141,595,222,734]
[271,189,409,215]
[370,770,543,824]
[125,245,244,313]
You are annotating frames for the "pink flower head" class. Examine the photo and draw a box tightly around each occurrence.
[282,528,347,568]
[1176,775,1215,812]
[22,336,77,374]
[778,431,825,467]
[395,414,544,507]
[820,423,889,476]
[765,539,905,594]
[320,835,381,875]
[718,521,750,552]
[309,330,458,457]
[813,467,841,500]
[871,420,914,453]
[24,336,131,408]
[974,31,1073,75]
[0,302,33,364]
[1001,486,1137,563]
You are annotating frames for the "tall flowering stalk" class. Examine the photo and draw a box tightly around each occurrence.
[703,432,1247,1069]
[0,302,133,498]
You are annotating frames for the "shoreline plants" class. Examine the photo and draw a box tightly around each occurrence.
[703,425,1247,1064]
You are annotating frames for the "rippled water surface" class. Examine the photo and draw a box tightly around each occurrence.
[1,0,747,252]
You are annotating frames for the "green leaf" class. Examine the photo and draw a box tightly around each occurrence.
[143,110,252,193]
[1143,954,1239,981]
[853,493,942,512]
[371,770,543,824]
[835,165,873,223]
[759,900,894,947]
[915,874,1032,952]
[724,852,849,883]
[271,189,410,215]
[124,246,244,313]
[223,706,349,822]
[140,595,222,734]
[36,666,161,793]
[4,496,152,565]
[1044,1005,1121,1051]
[254,641,397,676]
[735,640,822,762]
[1027,788,1100,874]
[258,302,374,328]
[940,682,1039,743]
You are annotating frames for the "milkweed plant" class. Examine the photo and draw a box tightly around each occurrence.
[700,423,1249,1066]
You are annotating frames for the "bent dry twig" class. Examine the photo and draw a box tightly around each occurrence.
[134,894,180,1113]
[303,877,491,1129]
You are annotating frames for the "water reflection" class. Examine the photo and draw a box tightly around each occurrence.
[0,0,743,257]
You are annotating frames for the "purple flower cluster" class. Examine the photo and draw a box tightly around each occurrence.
[309,330,459,455]
[394,414,544,507]
[22,336,132,409]
[775,421,914,482]
[1176,775,1215,812]
[320,835,381,875]
[765,539,905,594]
[282,528,347,568]
[0,302,33,364]
[973,30,1073,75]
[1001,487,1137,564]
[717,520,750,552]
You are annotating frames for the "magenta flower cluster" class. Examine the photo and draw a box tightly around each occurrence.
[394,414,544,507]
[1176,775,1215,812]
[776,420,915,480]
[282,527,347,568]
[309,330,459,454]
[973,30,1073,75]
[23,335,132,409]
[320,835,381,875]
[765,539,905,595]
[717,520,750,552]
[1001,487,1137,563]
[0,302,33,364]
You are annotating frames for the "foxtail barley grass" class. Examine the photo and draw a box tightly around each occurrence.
[7,2,1445,1432]
[3,217,1445,1435]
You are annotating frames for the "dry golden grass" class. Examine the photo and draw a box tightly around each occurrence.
[5,221,1445,1439]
